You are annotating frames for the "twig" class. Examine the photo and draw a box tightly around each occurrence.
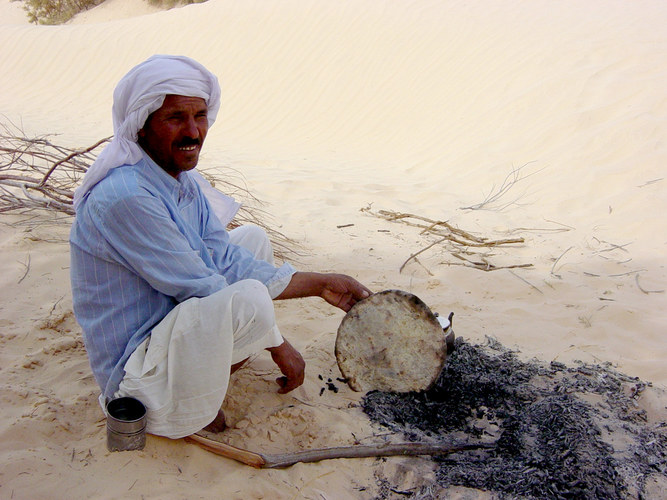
[543,218,576,231]
[400,237,448,273]
[460,161,541,211]
[443,261,532,272]
[17,254,31,284]
[289,396,346,411]
[365,207,528,273]
[595,241,632,254]
[451,253,532,272]
[608,269,647,277]
[509,270,543,294]
[637,178,663,188]
[550,246,573,277]
[38,136,111,187]
[371,209,486,243]
[635,275,665,294]
[511,217,574,234]
[50,295,64,315]
[413,257,434,276]
[366,210,524,247]
[512,226,570,234]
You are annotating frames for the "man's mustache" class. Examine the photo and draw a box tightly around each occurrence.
[176,137,201,147]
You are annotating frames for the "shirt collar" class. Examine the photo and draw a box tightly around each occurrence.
[139,150,198,201]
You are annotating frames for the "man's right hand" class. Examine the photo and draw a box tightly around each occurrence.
[275,271,372,312]
[267,339,306,394]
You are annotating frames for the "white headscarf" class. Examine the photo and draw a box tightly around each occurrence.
[73,55,238,224]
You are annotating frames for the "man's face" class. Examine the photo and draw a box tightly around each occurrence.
[138,95,209,178]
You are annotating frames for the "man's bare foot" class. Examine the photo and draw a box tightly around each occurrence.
[202,409,227,433]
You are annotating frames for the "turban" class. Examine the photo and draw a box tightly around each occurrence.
[73,55,232,217]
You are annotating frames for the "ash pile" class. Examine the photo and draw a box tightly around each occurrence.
[362,338,667,499]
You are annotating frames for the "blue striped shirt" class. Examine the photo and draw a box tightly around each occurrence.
[70,155,295,398]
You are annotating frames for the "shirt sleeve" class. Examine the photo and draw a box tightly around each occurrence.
[92,191,228,303]
[199,194,296,299]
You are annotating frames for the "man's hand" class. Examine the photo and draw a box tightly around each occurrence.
[267,339,306,394]
[318,273,371,312]
[276,272,372,312]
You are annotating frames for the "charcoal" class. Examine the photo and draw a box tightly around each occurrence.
[362,338,667,499]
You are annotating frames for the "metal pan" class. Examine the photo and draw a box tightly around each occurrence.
[335,290,452,393]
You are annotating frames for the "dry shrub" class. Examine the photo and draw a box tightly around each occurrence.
[0,121,301,261]
[23,0,105,24]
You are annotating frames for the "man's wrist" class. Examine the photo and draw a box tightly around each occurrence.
[276,271,325,300]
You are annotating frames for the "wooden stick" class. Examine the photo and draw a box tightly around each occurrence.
[370,210,523,246]
[185,435,266,467]
[186,434,495,469]
[399,236,448,273]
[375,210,487,243]
[444,261,533,272]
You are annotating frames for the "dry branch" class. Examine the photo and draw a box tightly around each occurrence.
[38,136,110,187]
[186,433,495,468]
[400,236,448,273]
[0,122,107,215]
[0,122,301,260]
[449,253,533,273]
[460,161,541,211]
[363,207,531,273]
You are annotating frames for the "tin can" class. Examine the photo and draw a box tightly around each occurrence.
[106,397,146,452]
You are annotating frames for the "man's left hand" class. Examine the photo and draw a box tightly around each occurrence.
[268,339,306,394]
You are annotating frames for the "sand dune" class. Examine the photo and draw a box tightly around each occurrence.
[1,0,666,498]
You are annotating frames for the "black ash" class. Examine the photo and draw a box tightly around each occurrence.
[362,338,666,499]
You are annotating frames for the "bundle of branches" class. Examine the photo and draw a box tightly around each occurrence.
[0,123,107,215]
[0,123,300,261]
[362,207,530,272]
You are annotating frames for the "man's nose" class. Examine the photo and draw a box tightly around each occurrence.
[183,116,199,137]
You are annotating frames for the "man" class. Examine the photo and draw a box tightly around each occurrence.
[70,55,370,439]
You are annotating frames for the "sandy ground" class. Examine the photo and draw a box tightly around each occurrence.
[1,0,666,498]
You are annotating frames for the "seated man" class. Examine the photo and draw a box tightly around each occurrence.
[70,55,371,439]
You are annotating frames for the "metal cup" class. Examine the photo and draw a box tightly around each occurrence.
[106,397,147,452]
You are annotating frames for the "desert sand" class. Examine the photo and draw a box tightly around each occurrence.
[0,0,665,498]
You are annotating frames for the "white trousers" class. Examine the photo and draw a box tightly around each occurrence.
[112,225,284,439]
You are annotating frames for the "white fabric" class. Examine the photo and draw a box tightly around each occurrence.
[115,280,283,439]
[73,54,238,224]
[193,172,241,227]
[108,226,286,439]
[225,224,275,263]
